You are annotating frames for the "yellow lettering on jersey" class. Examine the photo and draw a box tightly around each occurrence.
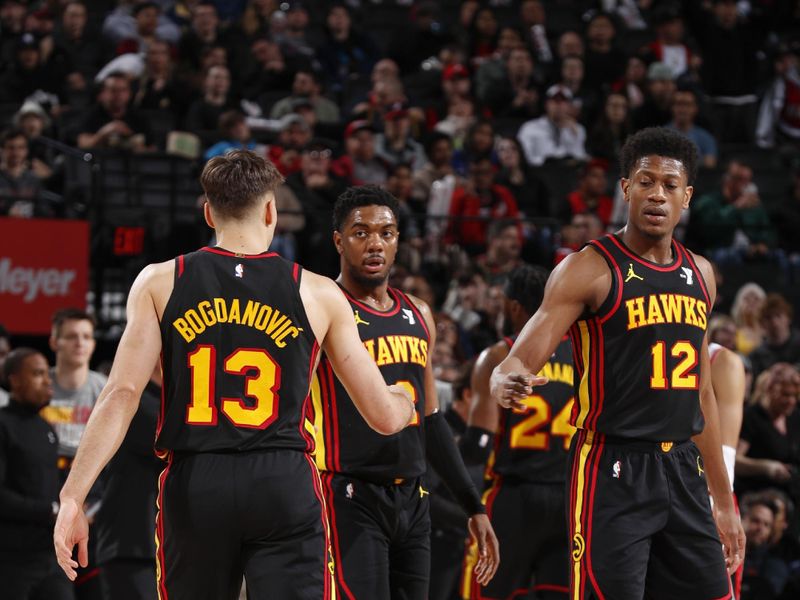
[173,317,195,342]
[198,301,217,327]
[388,335,409,363]
[539,361,574,385]
[213,297,228,323]
[419,339,428,366]
[625,297,646,330]
[659,294,683,323]
[363,339,376,360]
[184,309,206,335]
[227,299,241,324]
[274,326,301,348]
[242,300,260,327]
[376,336,393,366]
[625,294,708,332]
[408,337,422,364]
[646,295,665,325]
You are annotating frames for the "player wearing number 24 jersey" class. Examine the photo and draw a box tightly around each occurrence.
[490,129,745,600]
[53,151,416,600]
[460,265,575,600]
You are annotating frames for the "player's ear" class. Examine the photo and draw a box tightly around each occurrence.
[264,193,276,227]
[682,185,693,210]
[203,201,215,229]
[333,229,343,255]
[620,177,630,202]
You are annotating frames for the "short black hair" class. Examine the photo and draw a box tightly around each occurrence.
[423,131,452,157]
[4,347,40,382]
[619,127,698,183]
[332,185,401,231]
[51,308,96,338]
[1,127,26,145]
[486,218,519,241]
[504,265,549,316]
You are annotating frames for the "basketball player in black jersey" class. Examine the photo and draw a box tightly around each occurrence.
[460,265,574,600]
[53,150,416,600]
[491,128,745,599]
[308,186,498,599]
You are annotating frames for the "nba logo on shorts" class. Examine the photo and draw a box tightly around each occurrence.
[235,263,244,278]
[612,460,622,479]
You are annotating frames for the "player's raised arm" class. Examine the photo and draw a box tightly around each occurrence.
[491,248,608,409]
[55,261,171,580]
[301,271,414,434]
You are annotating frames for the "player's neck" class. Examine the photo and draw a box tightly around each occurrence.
[620,226,674,264]
[54,362,89,391]
[338,273,393,311]
[213,227,274,256]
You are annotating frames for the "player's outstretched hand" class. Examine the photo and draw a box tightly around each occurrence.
[715,504,745,575]
[54,498,89,580]
[491,370,548,411]
[468,514,500,586]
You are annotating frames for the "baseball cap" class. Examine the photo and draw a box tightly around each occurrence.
[647,61,675,81]
[344,120,374,139]
[384,101,409,120]
[17,32,39,51]
[545,84,573,101]
[442,63,469,81]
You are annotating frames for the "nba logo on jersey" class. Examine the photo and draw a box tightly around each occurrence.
[235,263,244,278]
[680,267,693,285]
[401,308,415,325]
[612,460,622,479]
[346,483,354,499]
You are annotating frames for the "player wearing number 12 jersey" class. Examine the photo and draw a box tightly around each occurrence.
[491,128,745,600]
[308,186,498,600]
[53,151,416,600]
[460,265,575,600]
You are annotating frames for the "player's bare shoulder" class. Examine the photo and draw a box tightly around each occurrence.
[298,270,349,343]
[682,247,717,302]
[404,293,436,335]
[129,259,175,318]
[548,244,613,312]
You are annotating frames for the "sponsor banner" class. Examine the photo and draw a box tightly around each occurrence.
[0,218,89,334]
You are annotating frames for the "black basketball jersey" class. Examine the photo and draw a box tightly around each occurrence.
[568,233,710,441]
[157,247,319,455]
[491,335,576,483]
[307,286,429,484]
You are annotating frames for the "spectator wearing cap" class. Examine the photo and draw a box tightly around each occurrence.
[13,101,54,181]
[374,102,427,172]
[632,61,677,130]
[667,88,718,169]
[517,84,588,167]
[316,3,379,95]
[287,139,348,278]
[331,120,388,185]
[0,33,65,105]
[684,0,762,143]
[583,12,625,89]
[102,0,180,46]
[483,46,541,121]
[564,159,613,226]
[267,113,313,177]
[269,69,341,124]
[756,43,800,149]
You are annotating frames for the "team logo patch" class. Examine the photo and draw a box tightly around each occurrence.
[235,263,244,278]
[612,460,622,479]
[661,442,673,453]
[402,308,416,325]
[353,310,370,326]
[680,267,694,285]
[624,263,644,283]
[572,533,586,561]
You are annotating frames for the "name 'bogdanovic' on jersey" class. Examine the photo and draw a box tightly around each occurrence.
[491,335,576,483]
[157,248,319,455]
[568,234,710,442]
[307,286,430,484]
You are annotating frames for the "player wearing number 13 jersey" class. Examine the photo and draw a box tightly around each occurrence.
[52,151,416,600]
[490,129,745,600]
[460,265,575,600]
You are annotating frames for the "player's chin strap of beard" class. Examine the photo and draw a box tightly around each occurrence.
[425,410,486,516]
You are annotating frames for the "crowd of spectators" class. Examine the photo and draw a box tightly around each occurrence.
[1,1,800,599]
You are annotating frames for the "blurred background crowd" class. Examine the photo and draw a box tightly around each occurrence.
[0,0,800,599]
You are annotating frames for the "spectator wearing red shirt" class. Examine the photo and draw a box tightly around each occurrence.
[564,159,613,226]
[445,156,520,256]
